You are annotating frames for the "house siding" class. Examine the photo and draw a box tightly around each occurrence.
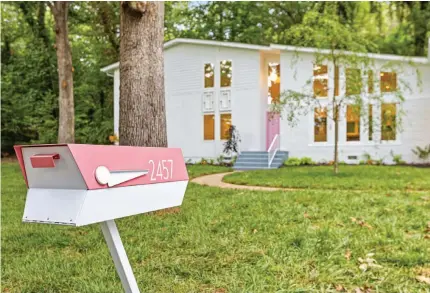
[164,44,263,161]
[280,51,430,164]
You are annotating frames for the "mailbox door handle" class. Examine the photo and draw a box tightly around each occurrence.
[30,154,60,168]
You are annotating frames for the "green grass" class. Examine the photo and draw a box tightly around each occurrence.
[2,162,430,292]
[186,164,232,179]
[223,165,430,191]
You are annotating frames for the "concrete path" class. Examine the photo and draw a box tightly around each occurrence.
[191,172,292,192]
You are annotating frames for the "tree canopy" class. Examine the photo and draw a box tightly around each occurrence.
[1,1,429,153]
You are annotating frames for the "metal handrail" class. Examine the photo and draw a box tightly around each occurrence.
[267,134,280,167]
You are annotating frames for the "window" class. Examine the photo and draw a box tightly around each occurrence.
[204,114,215,140]
[368,104,373,141]
[313,65,328,98]
[220,113,232,140]
[268,64,281,103]
[346,105,360,141]
[346,68,362,95]
[314,108,327,142]
[380,72,397,93]
[368,70,374,94]
[204,63,214,88]
[381,103,396,140]
[220,60,232,87]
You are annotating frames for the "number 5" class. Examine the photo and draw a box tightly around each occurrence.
[162,160,169,179]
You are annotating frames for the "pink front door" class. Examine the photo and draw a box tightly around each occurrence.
[266,112,280,150]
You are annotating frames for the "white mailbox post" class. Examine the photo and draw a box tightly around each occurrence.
[14,144,189,293]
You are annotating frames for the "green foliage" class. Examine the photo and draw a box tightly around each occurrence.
[412,144,430,161]
[284,157,301,166]
[284,157,315,166]
[390,150,406,165]
[2,1,428,151]
[300,157,315,165]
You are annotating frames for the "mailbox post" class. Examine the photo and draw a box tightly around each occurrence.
[14,144,189,293]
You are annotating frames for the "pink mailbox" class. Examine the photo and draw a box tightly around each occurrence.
[14,144,189,293]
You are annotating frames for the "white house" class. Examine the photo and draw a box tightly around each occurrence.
[101,38,430,166]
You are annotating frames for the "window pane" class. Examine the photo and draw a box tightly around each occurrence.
[204,63,214,88]
[346,105,360,141]
[380,72,397,93]
[368,104,373,141]
[314,108,327,142]
[204,115,215,140]
[220,60,232,87]
[368,70,374,94]
[346,68,362,95]
[313,65,328,98]
[268,64,280,103]
[220,113,232,140]
[381,103,396,140]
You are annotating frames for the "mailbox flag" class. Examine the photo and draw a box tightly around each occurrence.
[14,144,189,226]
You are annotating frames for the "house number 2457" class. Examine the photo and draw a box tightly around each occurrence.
[148,160,174,181]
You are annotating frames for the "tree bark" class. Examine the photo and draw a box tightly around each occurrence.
[119,2,167,147]
[50,2,75,143]
[333,105,339,174]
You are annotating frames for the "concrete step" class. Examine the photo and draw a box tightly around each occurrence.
[233,150,288,170]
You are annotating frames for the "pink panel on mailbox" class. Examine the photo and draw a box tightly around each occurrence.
[13,146,28,187]
[68,144,189,190]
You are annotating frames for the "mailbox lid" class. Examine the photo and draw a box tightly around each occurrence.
[16,145,87,189]
[68,144,189,190]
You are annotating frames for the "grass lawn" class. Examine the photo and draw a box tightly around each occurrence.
[223,165,430,191]
[2,162,430,292]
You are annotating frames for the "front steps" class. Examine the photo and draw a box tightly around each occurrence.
[233,151,288,170]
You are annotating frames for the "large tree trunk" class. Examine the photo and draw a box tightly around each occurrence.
[119,2,167,147]
[50,2,74,143]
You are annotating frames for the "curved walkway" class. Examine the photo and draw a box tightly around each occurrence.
[191,172,299,192]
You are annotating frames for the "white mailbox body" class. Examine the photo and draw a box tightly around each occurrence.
[15,144,189,226]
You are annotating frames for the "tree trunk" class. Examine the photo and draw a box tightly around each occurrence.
[333,105,339,174]
[119,2,167,147]
[50,2,75,143]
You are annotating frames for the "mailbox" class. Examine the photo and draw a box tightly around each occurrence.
[14,144,189,293]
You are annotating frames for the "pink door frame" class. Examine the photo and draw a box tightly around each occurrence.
[266,112,280,150]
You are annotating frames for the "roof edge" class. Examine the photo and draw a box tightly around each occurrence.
[270,44,429,64]
[101,38,272,73]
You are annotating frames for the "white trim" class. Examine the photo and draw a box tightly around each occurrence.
[101,38,429,75]
[270,44,429,65]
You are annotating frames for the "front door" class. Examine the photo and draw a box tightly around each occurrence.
[266,112,280,150]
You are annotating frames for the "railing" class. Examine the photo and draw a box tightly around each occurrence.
[267,134,280,167]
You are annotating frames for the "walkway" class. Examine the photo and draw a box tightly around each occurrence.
[191,172,295,192]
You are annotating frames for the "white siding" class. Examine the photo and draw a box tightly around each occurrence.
[280,51,430,163]
[165,44,263,160]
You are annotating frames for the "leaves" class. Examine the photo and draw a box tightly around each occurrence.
[344,249,351,261]
[416,275,430,285]
[350,217,373,229]
[357,253,383,272]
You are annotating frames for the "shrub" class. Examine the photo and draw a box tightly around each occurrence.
[216,155,225,165]
[300,157,314,165]
[390,151,406,165]
[412,144,430,161]
[284,157,301,166]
